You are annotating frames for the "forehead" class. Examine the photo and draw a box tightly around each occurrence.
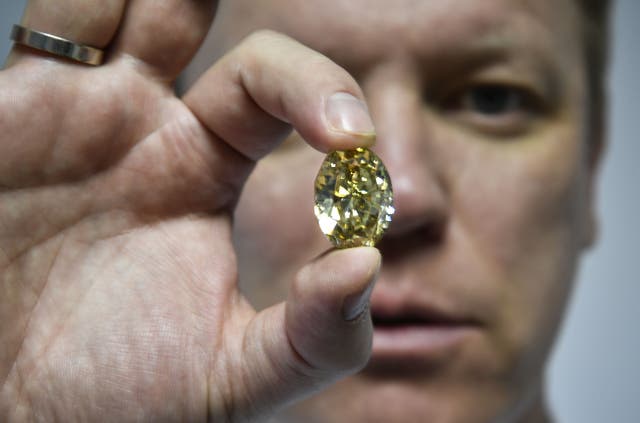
[209,0,581,68]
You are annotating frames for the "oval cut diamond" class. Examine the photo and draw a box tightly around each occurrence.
[314,147,394,248]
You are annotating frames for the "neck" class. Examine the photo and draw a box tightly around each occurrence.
[511,385,553,423]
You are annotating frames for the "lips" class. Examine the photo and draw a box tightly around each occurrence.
[367,297,482,366]
[371,307,472,328]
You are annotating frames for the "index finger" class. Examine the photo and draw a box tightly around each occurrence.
[184,30,377,160]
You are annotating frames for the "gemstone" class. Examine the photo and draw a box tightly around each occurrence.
[314,147,394,248]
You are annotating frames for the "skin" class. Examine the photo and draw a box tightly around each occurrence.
[0,0,602,423]
[1,0,387,421]
[185,0,603,421]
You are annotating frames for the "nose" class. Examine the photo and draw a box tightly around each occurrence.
[365,70,449,243]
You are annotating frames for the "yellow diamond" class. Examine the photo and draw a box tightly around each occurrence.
[314,147,394,248]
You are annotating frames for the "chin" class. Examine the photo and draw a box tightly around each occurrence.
[282,373,530,423]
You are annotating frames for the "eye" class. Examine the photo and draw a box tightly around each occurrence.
[440,83,542,136]
[461,85,525,116]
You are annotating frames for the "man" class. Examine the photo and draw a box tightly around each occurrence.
[0,0,609,422]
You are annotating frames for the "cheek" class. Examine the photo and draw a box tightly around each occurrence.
[233,147,327,307]
[453,122,588,369]
[459,134,586,274]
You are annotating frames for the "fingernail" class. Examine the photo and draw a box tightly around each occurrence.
[341,257,381,321]
[326,92,376,137]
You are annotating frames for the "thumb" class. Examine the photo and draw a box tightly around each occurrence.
[231,247,381,420]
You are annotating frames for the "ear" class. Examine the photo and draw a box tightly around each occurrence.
[581,194,598,249]
[581,105,607,250]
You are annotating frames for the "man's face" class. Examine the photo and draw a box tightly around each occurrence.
[189,0,599,421]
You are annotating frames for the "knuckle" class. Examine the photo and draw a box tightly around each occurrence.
[233,29,360,96]
[240,29,343,74]
[241,29,289,52]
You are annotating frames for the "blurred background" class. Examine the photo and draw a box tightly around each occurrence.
[1,1,638,421]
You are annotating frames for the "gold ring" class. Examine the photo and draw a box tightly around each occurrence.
[10,24,104,66]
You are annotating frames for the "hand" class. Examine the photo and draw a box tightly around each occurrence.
[0,1,380,421]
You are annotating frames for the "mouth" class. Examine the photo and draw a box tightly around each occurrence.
[369,305,481,363]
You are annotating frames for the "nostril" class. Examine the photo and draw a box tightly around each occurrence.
[381,167,449,238]
[378,216,448,261]
[384,208,447,237]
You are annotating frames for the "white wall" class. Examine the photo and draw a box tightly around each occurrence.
[548,1,640,422]
[0,1,22,64]
[1,1,638,421]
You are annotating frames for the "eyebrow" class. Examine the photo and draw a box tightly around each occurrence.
[419,30,564,97]
[425,28,554,71]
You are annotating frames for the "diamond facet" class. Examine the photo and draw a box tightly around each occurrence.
[314,147,394,248]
